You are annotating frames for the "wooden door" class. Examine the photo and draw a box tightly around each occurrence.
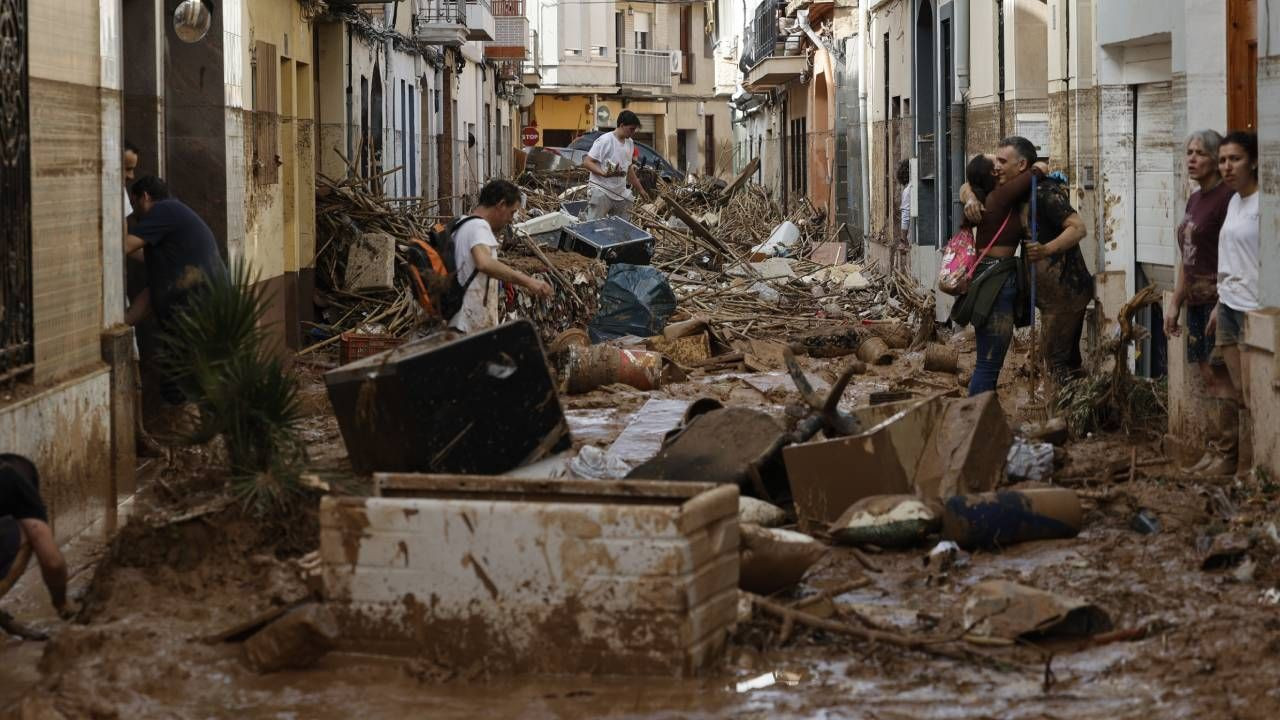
[1228,0,1257,131]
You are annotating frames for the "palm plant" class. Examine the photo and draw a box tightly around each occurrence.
[155,259,306,514]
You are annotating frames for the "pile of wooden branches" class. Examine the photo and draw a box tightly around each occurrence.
[1057,285,1168,437]
[309,172,608,351]
[517,161,924,342]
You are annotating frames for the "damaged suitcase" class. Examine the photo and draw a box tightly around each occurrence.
[325,320,570,475]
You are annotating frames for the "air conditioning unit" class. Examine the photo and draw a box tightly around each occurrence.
[669,50,682,75]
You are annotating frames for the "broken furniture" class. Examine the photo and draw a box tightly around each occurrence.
[320,475,739,676]
[324,320,569,475]
[784,391,1012,530]
[561,216,656,266]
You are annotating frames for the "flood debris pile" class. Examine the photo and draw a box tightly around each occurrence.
[311,173,606,350]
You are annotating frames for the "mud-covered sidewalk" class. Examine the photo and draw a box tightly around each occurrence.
[4,338,1280,720]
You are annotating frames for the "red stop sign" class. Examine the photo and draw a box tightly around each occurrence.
[521,126,540,147]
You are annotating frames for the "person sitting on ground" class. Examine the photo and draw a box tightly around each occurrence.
[581,111,651,221]
[449,179,554,334]
[951,146,1045,396]
[0,454,73,626]
[1165,130,1235,473]
[961,137,1092,390]
[1202,130,1261,477]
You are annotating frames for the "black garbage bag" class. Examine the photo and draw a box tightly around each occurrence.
[588,263,677,342]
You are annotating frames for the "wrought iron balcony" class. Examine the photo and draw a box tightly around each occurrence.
[618,48,675,90]
[464,0,495,42]
[741,0,805,91]
[416,0,467,46]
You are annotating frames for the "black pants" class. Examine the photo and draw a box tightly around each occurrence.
[1041,309,1087,383]
[0,516,20,580]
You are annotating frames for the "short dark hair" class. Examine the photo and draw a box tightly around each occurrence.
[966,154,997,203]
[1222,130,1258,170]
[477,179,521,207]
[0,453,39,491]
[124,140,139,155]
[130,175,170,200]
[998,136,1038,167]
[896,159,911,186]
[617,110,640,128]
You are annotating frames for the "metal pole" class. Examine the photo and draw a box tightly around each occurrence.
[1029,173,1039,403]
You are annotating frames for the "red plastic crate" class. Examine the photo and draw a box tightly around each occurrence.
[339,332,405,364]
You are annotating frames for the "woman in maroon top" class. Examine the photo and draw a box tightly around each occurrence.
[1164,130,1235,471]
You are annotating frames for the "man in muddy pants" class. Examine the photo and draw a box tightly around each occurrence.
[1,454,73,637]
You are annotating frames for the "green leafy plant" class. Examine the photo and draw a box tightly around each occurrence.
[156,259,306,514]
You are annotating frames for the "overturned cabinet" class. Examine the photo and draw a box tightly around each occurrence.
[320,475,739,676]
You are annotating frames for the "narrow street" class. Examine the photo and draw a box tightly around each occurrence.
[3,1,1280,719]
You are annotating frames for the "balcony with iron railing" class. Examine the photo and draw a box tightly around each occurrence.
[415,0,493,45]
[618,48,675,92]
[742,1,805,91]
[485,0,529,59]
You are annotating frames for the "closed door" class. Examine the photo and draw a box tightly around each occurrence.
[1134,82,1175,267]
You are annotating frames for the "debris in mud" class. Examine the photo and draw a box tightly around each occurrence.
[325,320,568,475]
[855,337,893,365]
[961,580,1113,641]
[739,525,826,595]
[1005,438,1056,482]
[242,603,340,673]
[829,495,942,548]
[942,488,1082,550]
[739,496,788,527]
[1200,531,1252,570]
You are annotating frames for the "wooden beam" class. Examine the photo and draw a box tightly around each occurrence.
[662,192,730,256]
[723,157,761,202]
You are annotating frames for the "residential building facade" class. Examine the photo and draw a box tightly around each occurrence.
[524,0,732,179]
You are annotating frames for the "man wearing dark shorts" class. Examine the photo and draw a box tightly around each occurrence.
[1,454,73,630]
[124,176,227,403]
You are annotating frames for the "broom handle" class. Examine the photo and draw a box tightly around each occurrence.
[1029,173,1039,397]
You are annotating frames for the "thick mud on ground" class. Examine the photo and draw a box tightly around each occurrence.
[4,346,1280,719]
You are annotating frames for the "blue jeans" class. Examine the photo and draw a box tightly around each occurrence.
[968,271,1018,397]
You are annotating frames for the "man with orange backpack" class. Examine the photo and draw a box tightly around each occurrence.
[406,180,552,332]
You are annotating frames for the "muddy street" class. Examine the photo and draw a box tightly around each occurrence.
[4,335,1279,719]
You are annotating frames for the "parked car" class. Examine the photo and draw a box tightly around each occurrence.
[566,131,686,184]
[522,145,576,173]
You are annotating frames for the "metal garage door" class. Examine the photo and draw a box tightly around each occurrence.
[1134,82,1176,268]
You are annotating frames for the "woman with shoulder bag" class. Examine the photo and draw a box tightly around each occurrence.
[945,154,1044,396]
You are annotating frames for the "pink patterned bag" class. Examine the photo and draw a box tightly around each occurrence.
[937,212,1011,296]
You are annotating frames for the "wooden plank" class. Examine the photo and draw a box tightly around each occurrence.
[662,193,730,256]
[723,157,761,202]
[374,473,717,502]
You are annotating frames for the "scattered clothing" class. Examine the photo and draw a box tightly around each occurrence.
[1216,190,1261,313]
[448,217,500,333]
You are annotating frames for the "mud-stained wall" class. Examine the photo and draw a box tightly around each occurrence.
[965,102,1003,157]
[0,371,113,543]
[868,116,914,242]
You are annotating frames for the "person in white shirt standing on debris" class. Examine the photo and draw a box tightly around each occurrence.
[581,110,651,221]
[449,179,553,334]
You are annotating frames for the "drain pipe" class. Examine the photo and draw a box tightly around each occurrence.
[858,3,871,242]
[950,0,970,229]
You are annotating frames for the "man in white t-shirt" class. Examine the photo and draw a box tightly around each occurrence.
[449,179,554,333]
[581,110,651,221]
